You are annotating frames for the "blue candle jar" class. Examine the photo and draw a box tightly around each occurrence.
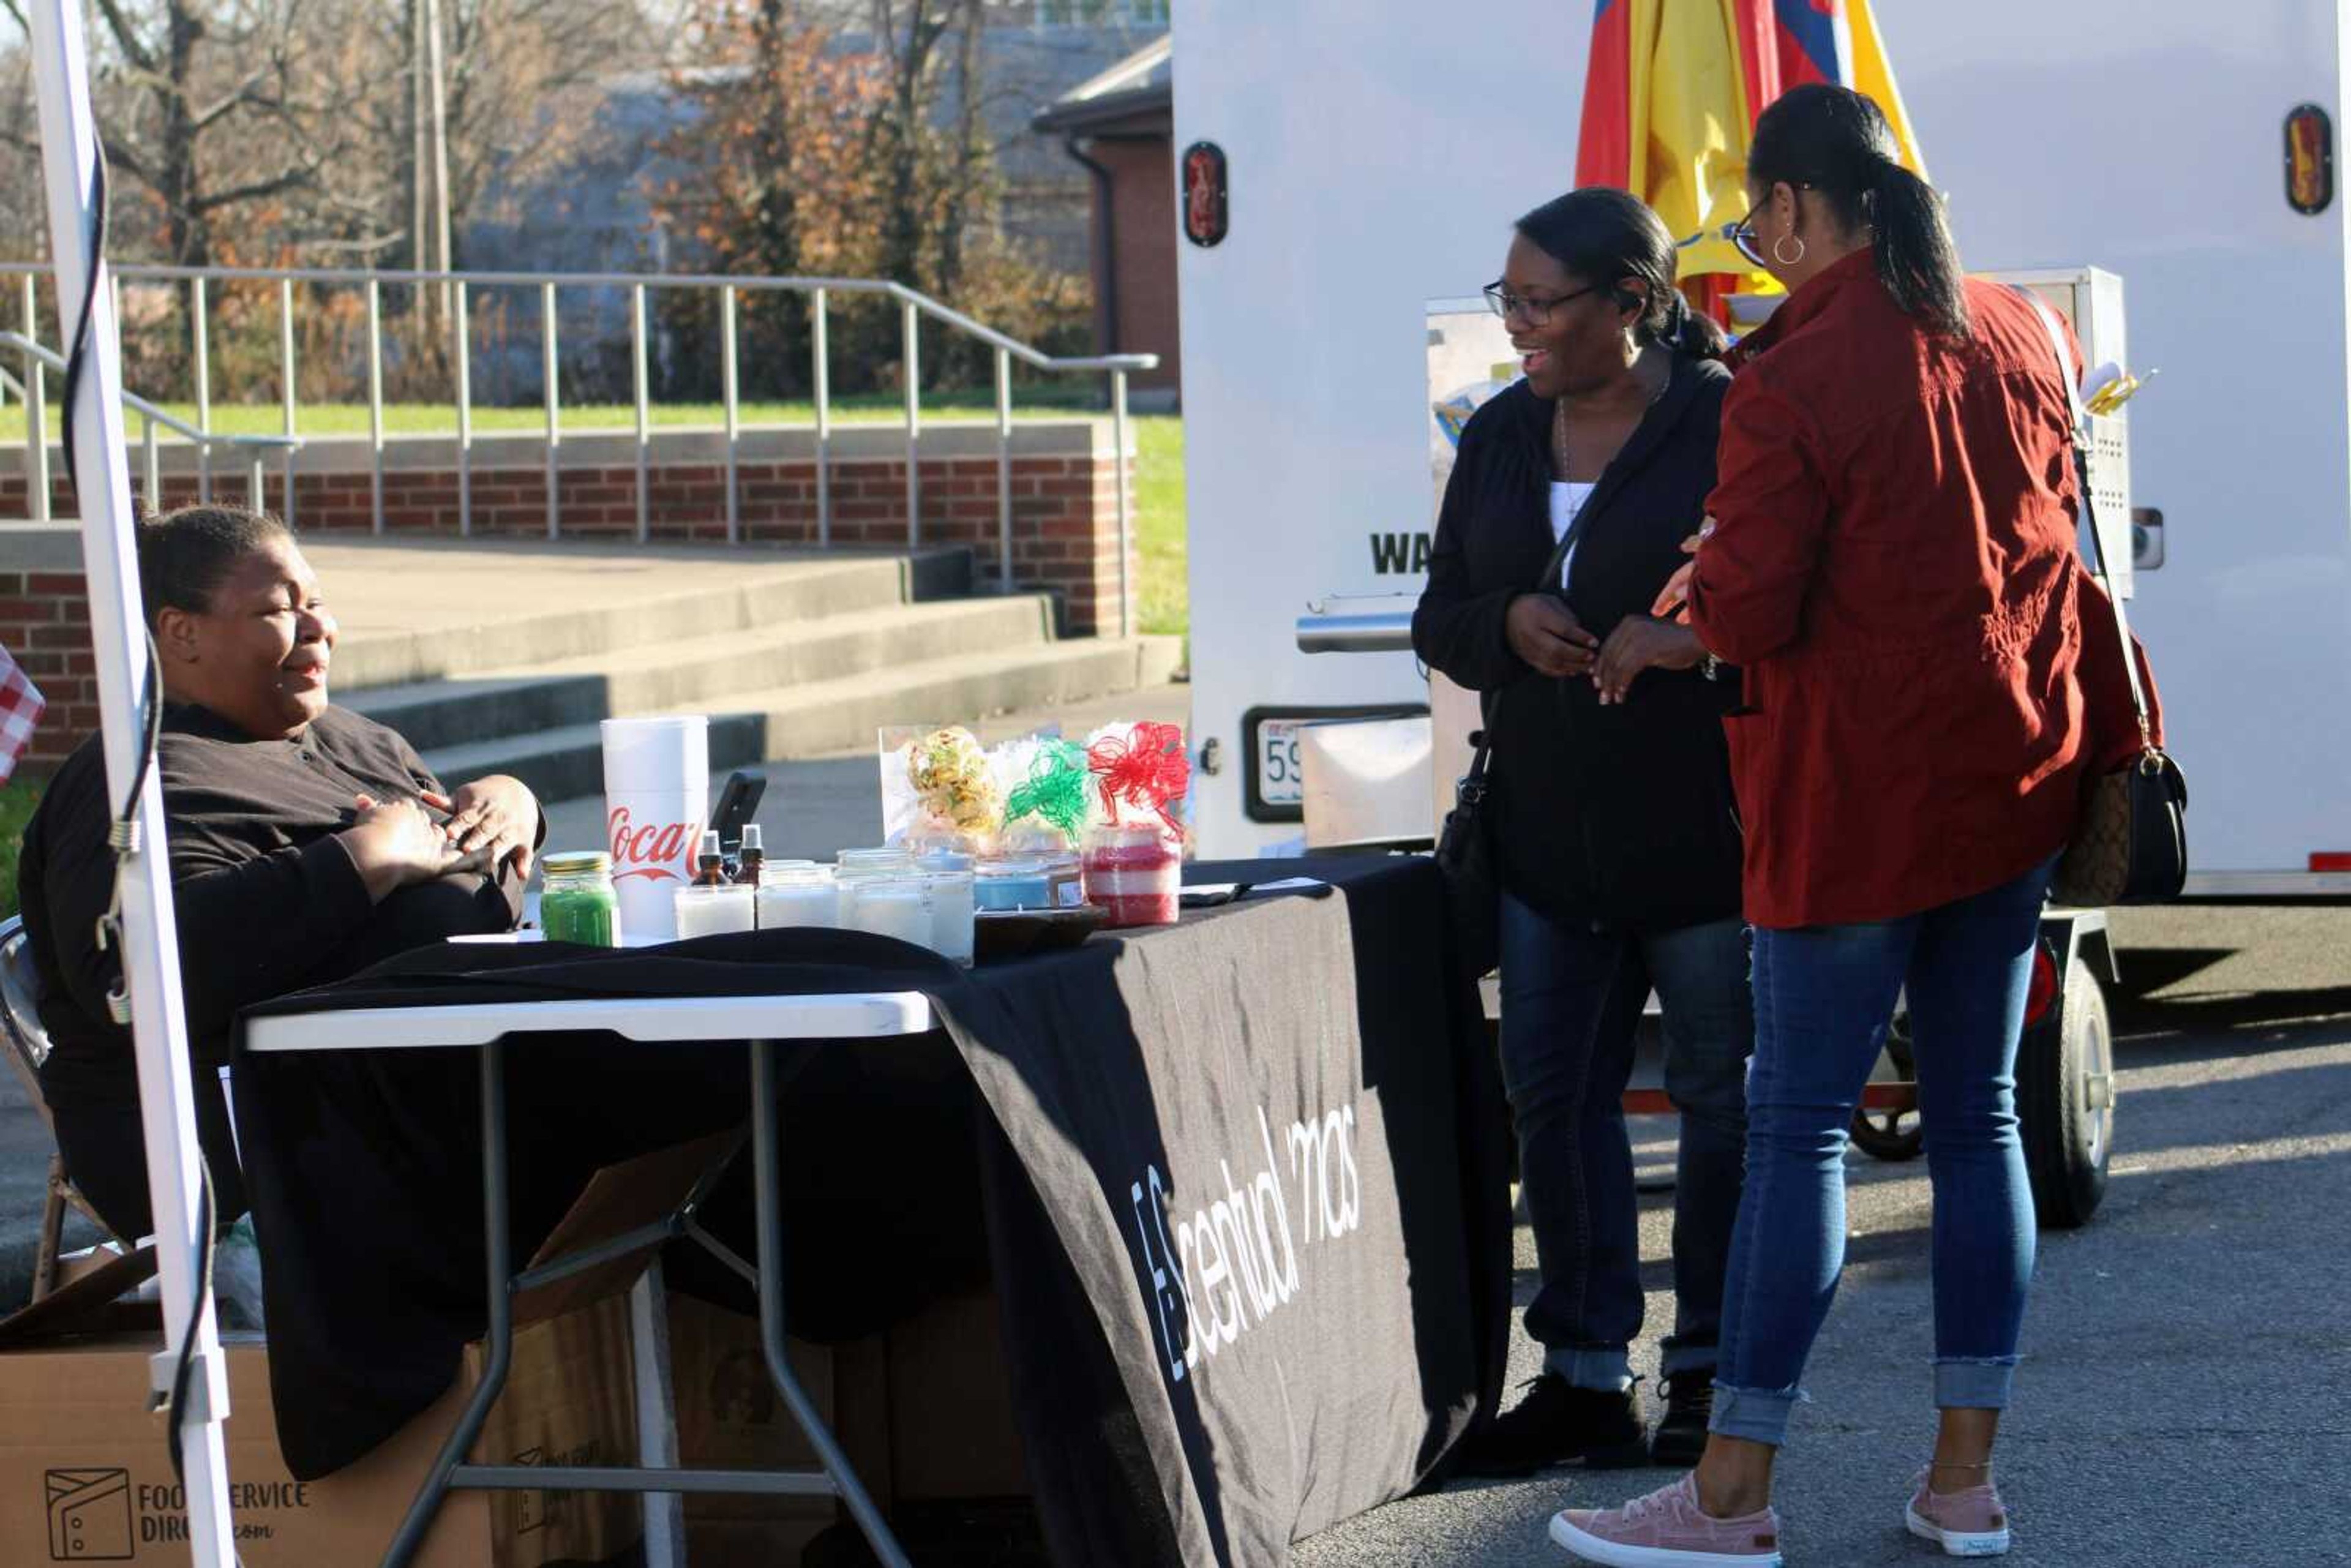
[975,857,1055,912]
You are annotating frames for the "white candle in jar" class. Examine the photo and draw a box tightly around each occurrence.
[926,871,975,966]
[850,881,932,946]
[757,879,838,929]
[674,885,756,939]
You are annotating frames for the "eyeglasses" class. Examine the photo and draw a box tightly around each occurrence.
[1730,200,1769,268]
[1483,281,1603,326]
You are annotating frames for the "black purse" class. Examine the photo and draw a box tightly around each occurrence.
[2021,293,2189,906]
[1434,519,1584,976]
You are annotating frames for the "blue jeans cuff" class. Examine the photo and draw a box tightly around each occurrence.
[1707,1382,1805,1446]
[1545,1346,1633,1392]
[1933,1357,2018,1409]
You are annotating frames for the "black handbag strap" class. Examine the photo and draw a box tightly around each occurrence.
[2019,291,2154,749]
[1461,484,1592,792]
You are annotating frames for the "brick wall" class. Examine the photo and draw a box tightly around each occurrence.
[1,566,96,774]
[1,428,1141,776]
[1097,136,1182,396]
[2,426,1139,639]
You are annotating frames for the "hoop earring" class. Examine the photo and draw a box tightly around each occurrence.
[1772,232,1807,267]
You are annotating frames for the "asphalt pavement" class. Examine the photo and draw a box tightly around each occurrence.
[1294,901,2351,1567]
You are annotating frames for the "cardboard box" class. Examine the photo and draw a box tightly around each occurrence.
[659,1281,1029,1568]
[0,1288,639,1567]
[0,1132,746,1568]
[668,1291,837,1568]
[0,1128,1034,1568]
[878,1284,1028,1502]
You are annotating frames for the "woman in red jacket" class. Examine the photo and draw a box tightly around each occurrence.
[1553,86,2095,1566]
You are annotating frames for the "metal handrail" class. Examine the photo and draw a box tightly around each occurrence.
[2,260,1155,634]
[1,332,299,451]
[0,262,1156,373]
[5,325,302,522]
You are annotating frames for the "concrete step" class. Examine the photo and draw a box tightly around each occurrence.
[326,549,971,690]
[341,593,1058,755]
[421,636,1186,805]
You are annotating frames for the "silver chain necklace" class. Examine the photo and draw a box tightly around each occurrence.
[1552,348,1670,480]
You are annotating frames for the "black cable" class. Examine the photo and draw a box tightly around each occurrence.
[164,1150,216,1485]
[56,129,107,519]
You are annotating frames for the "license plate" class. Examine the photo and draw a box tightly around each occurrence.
[1256,719,1306,806]
[1242,704,1428,823]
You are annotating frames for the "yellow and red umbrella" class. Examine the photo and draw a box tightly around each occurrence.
[1574,0,1926,314]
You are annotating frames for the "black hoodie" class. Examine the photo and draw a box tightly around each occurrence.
[1412,354,1744,933]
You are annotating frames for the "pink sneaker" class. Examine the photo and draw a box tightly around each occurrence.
[1904,1468,2011,1557]
[1549,1474,1785,1566]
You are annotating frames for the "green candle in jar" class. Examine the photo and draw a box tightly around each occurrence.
[540,851,620,947]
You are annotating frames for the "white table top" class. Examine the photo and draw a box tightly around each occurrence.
[244,991,936,1054]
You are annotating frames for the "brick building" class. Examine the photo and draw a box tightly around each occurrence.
[1032,37,1179,408]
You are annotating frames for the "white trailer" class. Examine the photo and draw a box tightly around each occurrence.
[1175,0,2351,897]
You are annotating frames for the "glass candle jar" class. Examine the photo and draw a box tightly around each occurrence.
[974,856,1052,912]
[539,852,620,947]
[844,871,934,947]
[834,847,916,927]
[925,869,975,966]
[756,863,836,930]
[674,882,756,940]
[1082,825,1181,928]
[1044,852,1086,909]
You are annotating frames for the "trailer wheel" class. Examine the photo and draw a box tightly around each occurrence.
[2020,959,2113,1229]
[1850,1014,1926,1161]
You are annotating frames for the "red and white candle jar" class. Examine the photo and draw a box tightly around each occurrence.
[1082,823,1182,928]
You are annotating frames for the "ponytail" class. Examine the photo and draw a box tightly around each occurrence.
[1751,84,1971,337]
[1864,159,1970,336]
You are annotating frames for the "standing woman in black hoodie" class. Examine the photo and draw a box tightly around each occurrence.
[1414,188,1750,1476]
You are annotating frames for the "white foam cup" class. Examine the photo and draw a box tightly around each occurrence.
[601,715,710,943]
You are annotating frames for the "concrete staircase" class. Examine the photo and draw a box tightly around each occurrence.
[331,545,1180,804]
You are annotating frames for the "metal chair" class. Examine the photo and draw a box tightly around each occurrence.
[0,913,124,1300]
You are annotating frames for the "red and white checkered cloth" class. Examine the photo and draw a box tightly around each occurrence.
[0,645,46,784]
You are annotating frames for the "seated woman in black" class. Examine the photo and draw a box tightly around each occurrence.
[18,505,542,1239]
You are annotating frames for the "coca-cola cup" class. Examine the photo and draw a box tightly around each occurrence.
[601,715,710,943]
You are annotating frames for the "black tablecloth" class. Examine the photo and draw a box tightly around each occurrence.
[233,857,1510,1567]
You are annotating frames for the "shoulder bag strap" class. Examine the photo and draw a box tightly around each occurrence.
[2020,291,2154,746]
[1461,475,1594,789]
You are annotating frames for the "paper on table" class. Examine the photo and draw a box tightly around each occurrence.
[1180,877,1327,899]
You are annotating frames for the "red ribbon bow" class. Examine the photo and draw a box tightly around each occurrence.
[1087,722,1191,836]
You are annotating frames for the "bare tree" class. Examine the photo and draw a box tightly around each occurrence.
[0,37,42,263]
[81,2,323,270]
[864,0,962,287]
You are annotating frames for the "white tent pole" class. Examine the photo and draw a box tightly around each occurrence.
[28,6,238,1565]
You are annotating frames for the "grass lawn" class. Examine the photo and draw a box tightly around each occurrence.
[1134,415,1186,639]
[0,779,40,922]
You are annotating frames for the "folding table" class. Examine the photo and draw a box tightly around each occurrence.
[245,990,933,1568]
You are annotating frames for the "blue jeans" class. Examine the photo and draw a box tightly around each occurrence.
[1711,857,2057,1447]
[1498,891,1752,1390]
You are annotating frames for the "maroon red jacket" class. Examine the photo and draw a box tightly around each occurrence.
[1690,249,2147,929]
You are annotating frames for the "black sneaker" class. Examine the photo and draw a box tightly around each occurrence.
[1451,1374,1650,1479]
[1649,1370,1715,1466]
